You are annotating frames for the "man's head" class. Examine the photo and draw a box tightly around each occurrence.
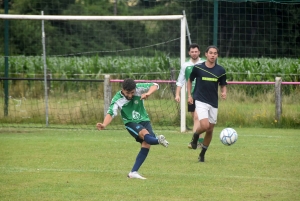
[205,45,219,63]
[188,43,200,61]
[121,78,136,100]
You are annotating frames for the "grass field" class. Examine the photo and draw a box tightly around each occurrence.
[0,127,299,201]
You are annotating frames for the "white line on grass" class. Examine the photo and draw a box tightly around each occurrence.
[1,166,299,182]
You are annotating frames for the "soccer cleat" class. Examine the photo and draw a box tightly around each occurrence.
[188,142,197,149]
[157,135,169,147]
[198,147,207,162]
[198,154,205,162]
[127,171,147,179]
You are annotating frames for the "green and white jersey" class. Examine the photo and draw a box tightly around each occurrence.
[176,58,205,95]
[107,83,159,124]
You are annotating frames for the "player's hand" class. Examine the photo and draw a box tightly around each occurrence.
[174,95,180,103]
[188,96,193,105]
[140,93,150,100]
[96,123,105,130]
[221,92,227,100]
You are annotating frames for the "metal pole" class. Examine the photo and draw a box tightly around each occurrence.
[4,0,9,116]
[182,10,191,45]
[104,75,112,118]
[180,16,186,132]
[213,0,218,46]
[213,0,218,63]
[275,77,282,124]
[41,11,49,126]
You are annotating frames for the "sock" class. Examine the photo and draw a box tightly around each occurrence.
[192,133,199,144]
[131,147,149,172]
[199,146,207,162]
[144,134,159,145]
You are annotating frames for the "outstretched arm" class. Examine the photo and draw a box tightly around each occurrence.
[96,114,113,130]
[140,84,158,100]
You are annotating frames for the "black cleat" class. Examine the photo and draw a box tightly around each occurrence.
[188,142,197,150]
[198,155,205,162]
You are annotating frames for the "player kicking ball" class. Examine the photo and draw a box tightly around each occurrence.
[96,78,169,179]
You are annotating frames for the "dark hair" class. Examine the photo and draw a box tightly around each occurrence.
[205,45,219,54]
[188,43,200,51]
[122,78,136,91]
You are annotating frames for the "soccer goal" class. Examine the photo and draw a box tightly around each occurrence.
[0,14,189,132]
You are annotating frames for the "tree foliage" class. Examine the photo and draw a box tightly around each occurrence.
[0,0,299,58]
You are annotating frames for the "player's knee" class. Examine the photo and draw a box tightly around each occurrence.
[139,129,149,137]
[200,121,210,130]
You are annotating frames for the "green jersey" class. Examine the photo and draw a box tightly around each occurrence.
[176,59,205,95]
[107,83,158,124]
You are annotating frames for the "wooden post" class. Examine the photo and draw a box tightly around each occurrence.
[104,74,112,117]
[275,77,282,123]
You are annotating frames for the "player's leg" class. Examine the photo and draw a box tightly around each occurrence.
[198,105,218,162]
[188,101,203,148]
[189,101,210,149]
[125,122,168,179]
[138,121,169,147]
[192,111,204,145]
[188,111,204,148]
[125,122,151,179]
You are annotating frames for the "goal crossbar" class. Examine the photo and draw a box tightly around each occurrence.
[0,14,183,21]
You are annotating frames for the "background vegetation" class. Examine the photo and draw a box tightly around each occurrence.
[1,0,299,129]
[0,0,299,57]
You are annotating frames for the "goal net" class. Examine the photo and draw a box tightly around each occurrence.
[0,14,189,132]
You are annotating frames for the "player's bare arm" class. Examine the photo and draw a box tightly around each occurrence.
[174,86,181,103]
[220,85,227,100]
[187,78,193,105]
[140,85,158,100]
[96,114,113,130]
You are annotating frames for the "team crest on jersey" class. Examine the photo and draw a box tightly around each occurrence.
[134,100,139,104]
[132,110,141,120]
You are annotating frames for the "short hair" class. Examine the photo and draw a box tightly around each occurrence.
[122,78,136,91]
[188,43,200,51]
[205,45,219,54]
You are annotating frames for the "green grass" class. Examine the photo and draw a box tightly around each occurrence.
[0,127,299,201]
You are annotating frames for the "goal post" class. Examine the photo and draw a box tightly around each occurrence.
[0,14,188,132]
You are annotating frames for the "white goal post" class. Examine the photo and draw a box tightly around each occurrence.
[0,14,188,132]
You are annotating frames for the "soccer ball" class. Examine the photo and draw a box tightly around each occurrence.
[220,128,238,146]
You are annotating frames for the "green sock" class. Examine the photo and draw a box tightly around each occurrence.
[198,138,204,143]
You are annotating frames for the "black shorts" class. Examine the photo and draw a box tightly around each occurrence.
[125,121,156,143]
[188,99,196,112]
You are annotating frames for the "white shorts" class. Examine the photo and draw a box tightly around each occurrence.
[195,100,218,124]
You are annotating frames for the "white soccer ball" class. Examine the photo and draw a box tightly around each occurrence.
[220,128,238,146]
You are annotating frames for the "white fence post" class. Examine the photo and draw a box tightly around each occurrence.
[104,75,111,117]
[275,77,282,123]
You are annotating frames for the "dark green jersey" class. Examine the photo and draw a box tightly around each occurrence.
[107,83,158,124]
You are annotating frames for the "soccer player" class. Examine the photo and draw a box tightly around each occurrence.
[187,45,227,162]
[96,78,169,179]
[174,43,205,148]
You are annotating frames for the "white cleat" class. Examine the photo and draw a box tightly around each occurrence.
[127,171,147,179]
[158,135,169,147]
